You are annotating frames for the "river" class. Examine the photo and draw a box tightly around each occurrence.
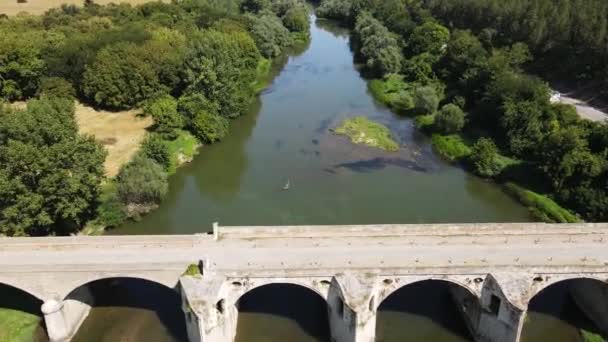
[17,16,598,342]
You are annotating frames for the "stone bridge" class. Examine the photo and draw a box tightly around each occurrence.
[2,223,608,342]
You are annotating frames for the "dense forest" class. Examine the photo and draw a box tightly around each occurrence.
[0,0,310,236]
[317,0,608,222]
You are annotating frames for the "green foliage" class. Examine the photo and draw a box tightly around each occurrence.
[166,130,199,174]
[0,31,45,100]
[191,111,230,144]
[469,138,502,177]
[503,183,581,223]
[183,263,202,276]
[431,134,471,162]
[580,329,606,342]
[141,134,171,170]
[240,0,271,13]
[0,308,42,342]
[368,74,414,112]
[435,103,465,133]
[95,182,127,228]
[38,77,75,99]
[407,21,450,57]
[282,6,309,33]
[246,13,293,58]
[413,86,439,114]
[354,12,403,76]
[414,114,435,130]
[334,116,399,152]
[144,95,184,139]
[116,155,168,205]
[82,42,167,109]
[0,98,106,236]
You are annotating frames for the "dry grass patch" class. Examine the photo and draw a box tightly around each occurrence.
[75,102,153,177]
[0,0,163,16]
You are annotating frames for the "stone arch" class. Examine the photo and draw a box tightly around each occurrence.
[526,274,607,304]
[226,278,328,306]
[375,278,481,341]
[0,281,44,316]
[524,275,608,337]
[0,278,44,301]
[62,276,188,341]
[234,282,331,341]
[62,274,178,300]
[377,276,479,308]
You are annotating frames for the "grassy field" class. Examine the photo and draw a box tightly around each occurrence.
[0,308,43,342]
[75,102,153,177]
[335,116,399,152]
[0,0,161,15]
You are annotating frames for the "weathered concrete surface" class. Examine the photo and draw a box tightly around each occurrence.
[1,223,608,341]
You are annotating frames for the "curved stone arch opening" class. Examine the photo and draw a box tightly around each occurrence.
[230,279,327,305]
[234,282,330,342]
[63,276,188,341]
[376,279,480,341]
[0,282,46,341]
[377,277,479,308]
[523,276,608,340]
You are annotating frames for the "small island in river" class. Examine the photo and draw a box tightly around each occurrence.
[334,116,399,152]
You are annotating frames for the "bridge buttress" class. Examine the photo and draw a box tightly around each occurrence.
[179,276,238,342]
[327,273,378,342]
[41,287,94,342]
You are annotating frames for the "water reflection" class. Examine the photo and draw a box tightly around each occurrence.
[235,284,330,342]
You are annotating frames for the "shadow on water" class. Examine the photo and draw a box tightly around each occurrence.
[376,281,475,342]
[521,279,605,342]
[235,284,330,342]
[70,278,187,342]
[333,157,429,173]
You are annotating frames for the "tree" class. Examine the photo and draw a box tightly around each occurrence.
[240,0,271,13]
[354,12,403,76]
[141,134,171,170]
[413,86,439,114]
[144,95,184,139]
[190,111,229,143]
[407,21,450,57]
[39,77,76,99]
[116,155,168,205]
[82,42,167,109]
[282,6,309,33]
[469,138,501,177]
[435,103,466,133]
[246,14,293,58]
[0,98,106,236]
[0,31,45,100]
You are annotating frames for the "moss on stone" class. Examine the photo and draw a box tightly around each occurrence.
[183,263,201,277]
[334,116,399,152]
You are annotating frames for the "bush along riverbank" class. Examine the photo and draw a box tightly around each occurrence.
[316,0,596,223]
[0,0,311,237]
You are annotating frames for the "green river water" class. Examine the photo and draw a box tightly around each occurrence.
[4,16,600,342]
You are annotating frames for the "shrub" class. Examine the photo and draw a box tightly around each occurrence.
[141,134,171,170]
[177,93,220,122]
[96,185,127,228]
[431,134,471,162]
[190,111,229,143]
[39,77,75,99]
[469,138,500,177]
[116,155,168,205]
[503,183,580,223]
[144,95,184,139]
[435,103,466,133]
[414,86,439,114]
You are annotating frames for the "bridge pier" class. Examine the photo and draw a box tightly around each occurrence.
[180,276,238,342]
[461,275,526,342]
[327,273,377,342]
[40,287,94,342]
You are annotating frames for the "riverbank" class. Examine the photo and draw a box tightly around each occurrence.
[366,75,581,223]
